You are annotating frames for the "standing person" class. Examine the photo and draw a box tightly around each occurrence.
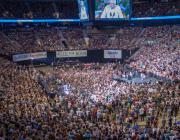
[161,116,166,128]
[168,117,172,128]
[140,108,145,121]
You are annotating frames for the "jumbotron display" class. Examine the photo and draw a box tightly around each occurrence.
[78,0,89,20]
[95,0,131,19]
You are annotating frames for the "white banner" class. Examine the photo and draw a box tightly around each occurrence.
[104,50,122,59]
[13,52,47,62]
[56,50,87,58]
[30,52,47,59]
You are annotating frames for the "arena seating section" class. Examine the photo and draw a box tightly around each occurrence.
[0,1,179,139]
[0,1,79,19]
[0,1,179,19]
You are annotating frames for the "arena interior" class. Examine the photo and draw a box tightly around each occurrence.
[0,0,180,140]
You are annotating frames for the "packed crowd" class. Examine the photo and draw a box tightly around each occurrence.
[0,28,84,55]
[0,25,179,80]
[0,25,175,53]
[0,60,179,139]
[1,25,178,55]
[0,4,179,139]
[0,27,123,55]
[88,27,142,49]
[0,1,179,19]
[132,1,179,17]
[129,25,180,81]
[0,1,79,19]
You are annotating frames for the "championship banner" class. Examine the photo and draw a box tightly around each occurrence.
[56,50,87,58]
[104,50,122,59]
[13,52,47,62]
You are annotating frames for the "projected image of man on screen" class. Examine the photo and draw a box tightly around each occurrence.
[100,0,124,19]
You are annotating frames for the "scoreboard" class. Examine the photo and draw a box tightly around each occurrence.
[77,0,89,20]
[95,0,131,20]
[77,0,131,21]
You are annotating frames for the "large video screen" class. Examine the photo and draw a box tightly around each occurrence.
[77,0,89,20]
[95,0,131,20]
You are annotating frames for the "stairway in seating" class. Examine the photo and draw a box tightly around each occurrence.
[83,30,90,47]
[131,28,146,45]
[59,30,69,49]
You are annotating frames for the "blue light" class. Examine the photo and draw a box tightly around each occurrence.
[0,15,179,23]
[0,19,81,23]
[95,15,180,21]
[131,15,180,21]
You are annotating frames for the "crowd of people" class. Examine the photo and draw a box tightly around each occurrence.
[0,25,178,53]
[88,27,142,49]
[132,1,179,17]
[129,25,180,81]
[0,25,179,81]
[0,4,179,138]
[0,1,79,19]
[0,1,179,19]
[0,28,87,56]
[0,60,179,139]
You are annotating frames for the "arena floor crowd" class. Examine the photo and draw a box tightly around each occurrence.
[0,56,179,140]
